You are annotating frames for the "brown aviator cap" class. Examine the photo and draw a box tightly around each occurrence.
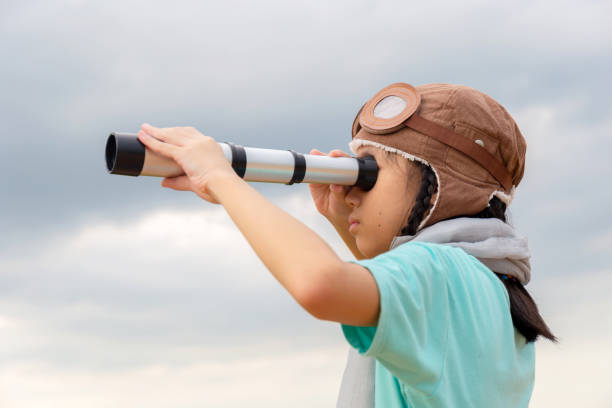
[350,83,526,230]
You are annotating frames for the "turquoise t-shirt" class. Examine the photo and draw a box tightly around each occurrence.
[342,242,534,407]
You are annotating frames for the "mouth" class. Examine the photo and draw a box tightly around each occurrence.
[348,218,360,233]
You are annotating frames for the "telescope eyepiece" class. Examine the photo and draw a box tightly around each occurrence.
[105,133,145,176]
[354,155,378,191]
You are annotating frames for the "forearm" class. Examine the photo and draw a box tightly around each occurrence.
[137,125,378,324]
[209,175,343,298]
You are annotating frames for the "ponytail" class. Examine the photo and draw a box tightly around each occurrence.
[400,163,556,343]
[472,197,556,342]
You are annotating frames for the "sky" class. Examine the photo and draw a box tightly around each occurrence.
[1,0,611,406]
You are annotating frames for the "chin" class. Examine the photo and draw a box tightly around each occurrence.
[356,238,387,259]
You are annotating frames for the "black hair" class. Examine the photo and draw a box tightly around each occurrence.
[400,162,437,236]
[399,164,556,343]
[470,197,556,342]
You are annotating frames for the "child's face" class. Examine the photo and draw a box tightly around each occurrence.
[346,146,422,258]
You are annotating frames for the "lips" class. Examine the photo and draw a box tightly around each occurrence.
[348,217,360,233]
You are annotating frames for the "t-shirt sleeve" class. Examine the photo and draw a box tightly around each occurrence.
[342,242,449,390]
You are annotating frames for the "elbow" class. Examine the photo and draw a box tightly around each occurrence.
[296,286,332,321]
[292,265,339,321]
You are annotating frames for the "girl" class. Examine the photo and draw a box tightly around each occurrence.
[137,82,554,407]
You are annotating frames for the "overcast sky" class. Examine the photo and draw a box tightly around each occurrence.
[1,1,611,407]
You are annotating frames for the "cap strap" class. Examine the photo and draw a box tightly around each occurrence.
[405,114,513,191]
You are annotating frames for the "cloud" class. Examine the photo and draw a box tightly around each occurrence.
[1,202,611,406]
[2,0,611,242]
[0,347,347,408]
[0,190,352,372]
[529,268,612,407]
[504,98,612,277]
[585,229,612,255]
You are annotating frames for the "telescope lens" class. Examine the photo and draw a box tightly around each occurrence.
[104,133,145,176]
[105,134,117,172]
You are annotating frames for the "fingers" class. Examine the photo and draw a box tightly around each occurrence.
[138,124,207,158]
[141,123,179,144]
[310,148,350,158]
[309,148,351,192]
[328,149,351,193]
[328,149,350,158]
[330,184,349,198]
[138,130,179,159]
[310,148,324,156]
[309,149,328,188]
[141,124,202,146]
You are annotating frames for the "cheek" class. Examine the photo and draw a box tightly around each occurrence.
[376,201,411,234]
[364,211,400,249]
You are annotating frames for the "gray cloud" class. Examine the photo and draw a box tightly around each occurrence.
[2,0,611,241]
[0,194,351,372]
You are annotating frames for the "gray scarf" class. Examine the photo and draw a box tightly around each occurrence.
[336,217,531,407]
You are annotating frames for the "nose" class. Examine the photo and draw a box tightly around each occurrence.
[345,186,362,208]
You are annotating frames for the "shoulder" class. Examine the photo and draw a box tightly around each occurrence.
[353,242,460,304]
[362,241,482,275]
[386,243,511,313]
[358,242,503,302]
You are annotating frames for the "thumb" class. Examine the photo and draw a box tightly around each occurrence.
[161,176,192,191]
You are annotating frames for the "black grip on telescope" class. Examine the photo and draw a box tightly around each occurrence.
[105,133,145,176]
[355,155,378,191]
[228,143,247,178]
[287,150,306,185]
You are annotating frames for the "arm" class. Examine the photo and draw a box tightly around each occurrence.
[211,174,379,325]
[137,125,379,326]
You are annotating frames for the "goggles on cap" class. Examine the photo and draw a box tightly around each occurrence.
[351,83,512,191]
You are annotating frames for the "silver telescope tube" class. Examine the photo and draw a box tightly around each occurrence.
[105,133,378,190]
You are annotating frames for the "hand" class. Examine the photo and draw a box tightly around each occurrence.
[308,149,353,228]
[137,124,239,203]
